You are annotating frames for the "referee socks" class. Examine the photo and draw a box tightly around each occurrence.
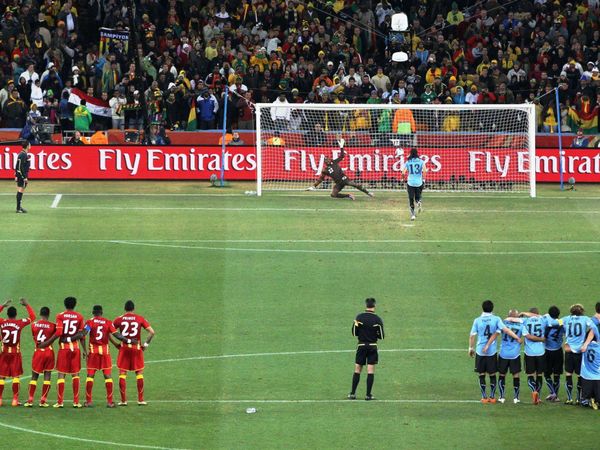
[366,374,374,397]
[350,373,360,395]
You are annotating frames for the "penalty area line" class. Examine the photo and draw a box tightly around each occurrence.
[0,421,188,450]
[50,194,62,209]
[150,399,479,404]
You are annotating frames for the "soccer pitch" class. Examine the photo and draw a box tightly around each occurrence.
[1,181,600,449]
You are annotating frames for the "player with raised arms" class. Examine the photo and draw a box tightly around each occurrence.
[306,135,374,200]
[0,298,36,406]
[402,148,426,221]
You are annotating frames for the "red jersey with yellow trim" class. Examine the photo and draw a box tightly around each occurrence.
[0,304,36,353]
[0,318,32,353]
[31,319,57,350]
[113,313,150,348]
[85,317,117,354]
[55,310,84,350]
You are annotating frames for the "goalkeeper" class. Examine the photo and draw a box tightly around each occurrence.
[307,137,374,200]
[402,148,426,221]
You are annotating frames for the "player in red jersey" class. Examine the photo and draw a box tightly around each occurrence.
[39,296,85,408]
[24,306,56,407]
[113,300,155,406]
[78,305,132,408]
[0,298,36,407]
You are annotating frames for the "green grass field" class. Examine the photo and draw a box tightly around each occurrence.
[1,180,600,449]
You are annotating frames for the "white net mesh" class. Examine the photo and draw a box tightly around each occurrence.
[256,103,535,196]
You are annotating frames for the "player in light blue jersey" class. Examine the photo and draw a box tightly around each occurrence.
[402,148,426,221]
[543,306,564,402]
[469,300,520,403]
[520,308,550,405]
[578,303,600,409]
[560,304,593,405]
[482,310,523,404]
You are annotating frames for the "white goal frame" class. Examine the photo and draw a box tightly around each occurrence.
[255,103,536,198]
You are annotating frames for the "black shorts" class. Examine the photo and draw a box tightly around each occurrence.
[475,354,497,374]
[334,177,348,190]
[498,356,521,375]
[525,355,546,374]
[545,349,564,375]
[355,343,378,365]
[581,378,600,400]
[565,352,582,375]
[16,177,27,188]
[407,184,423,200]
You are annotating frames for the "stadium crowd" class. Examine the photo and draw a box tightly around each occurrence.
[0,0,598,136]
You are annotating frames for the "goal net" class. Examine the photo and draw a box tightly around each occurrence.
[255,103,536,197]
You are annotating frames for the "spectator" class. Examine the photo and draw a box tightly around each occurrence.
[68,131,85,145]
[305,122,327,146]
[109,90,126,130]
[270,92,290,130]
[571,129,590,148]
[3,90,26,128]
[197,90,217,130]
[228,131,245,146]
[124,90,145,131]
[74,100,92,132]
[142,123,166,145]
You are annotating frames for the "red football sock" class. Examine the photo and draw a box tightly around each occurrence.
[119,375,127,402]
[85,377,94,404]
[72,376,80,404]
[136,374,144,402]
[12,378,19,402]
[0,380,4,400]
[105,378,114,404]
[28,380,37,403]
[57,379,65,404]
[41,381,51,402]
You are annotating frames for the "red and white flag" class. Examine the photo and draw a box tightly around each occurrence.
[68,88,111,117]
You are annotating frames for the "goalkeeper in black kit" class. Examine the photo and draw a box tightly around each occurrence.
[306,137,373,200]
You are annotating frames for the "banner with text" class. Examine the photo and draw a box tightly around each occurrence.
[0,145,599,182]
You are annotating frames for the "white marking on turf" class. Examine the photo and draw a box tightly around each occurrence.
[150,399,479,404]
[109,240,600,255]
[145,348,463,364]
[0,421,188,449]
[50,194,62,208]
[0,239,600,245]
[56,206,600,214]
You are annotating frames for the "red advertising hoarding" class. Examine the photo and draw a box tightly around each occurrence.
[0,145,599,182]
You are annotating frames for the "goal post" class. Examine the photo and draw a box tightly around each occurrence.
[255,102,536,197]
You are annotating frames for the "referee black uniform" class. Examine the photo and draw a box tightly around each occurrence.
[15,142,31,213]
[349,299,384,400]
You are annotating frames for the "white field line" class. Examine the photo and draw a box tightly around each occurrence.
[145,348,464,364]
[55,205,600,214]
[109,240,600,255]
[150,399,479,404]
[50,194,62,208]
[0,421,188,450]
[3,192,600,200]
[0,239,599,244]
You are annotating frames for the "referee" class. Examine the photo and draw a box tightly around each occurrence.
[348,298,384,401]
[15,141,30,213]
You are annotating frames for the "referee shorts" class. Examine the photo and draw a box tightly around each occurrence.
[16,176,27,188]
[525,355,546,374]
[565,352,582,375]
[475,354,497,374]
[544,348,564,376]
[498,356,521,375]
[355,343,378,365]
